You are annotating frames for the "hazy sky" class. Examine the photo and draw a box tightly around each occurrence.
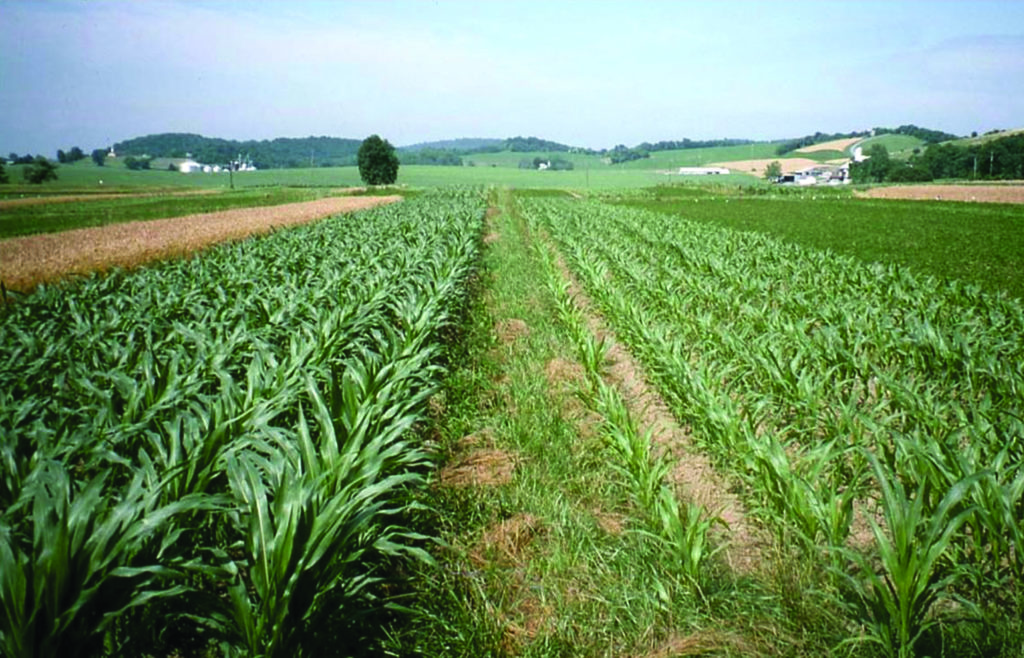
[2,0,1023,154]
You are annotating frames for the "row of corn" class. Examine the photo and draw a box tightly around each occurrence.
[0,191,485,657]
[522,197,1024,657]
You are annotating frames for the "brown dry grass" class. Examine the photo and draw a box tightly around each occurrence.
[709,157,823,176]
[438,448,518,488]
[0,195,399,291]
[857,183,1024,204]
[495,318,530,344]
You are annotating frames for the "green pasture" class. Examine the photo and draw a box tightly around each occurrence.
[462,149,605,169]
[856,133,925,157]
[949,128,1024,147]
[0,187,341,239]
[2,161,758,198]
[622,190,1024,300]
[613,141,784,169]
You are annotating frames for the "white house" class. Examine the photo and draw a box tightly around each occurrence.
[178,160,202,173]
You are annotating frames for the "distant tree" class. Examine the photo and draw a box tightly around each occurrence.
[68,146,85,162]
[357,135,399,185]
[57,149,67,163]
[764,160,782,180]
[23,156,58,184]
[0,160,8,184]
[91,148,107,166]
[123,156,150,170]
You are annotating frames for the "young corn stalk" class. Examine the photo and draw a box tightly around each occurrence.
[831,452,984,658]
[529,226,720,595]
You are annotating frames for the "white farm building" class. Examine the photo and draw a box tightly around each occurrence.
[678,166,731,175]
[178,160,203,173]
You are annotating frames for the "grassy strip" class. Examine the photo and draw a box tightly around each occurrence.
[618,193,1024,300]
[383,189,839,657]
[0,187,350,239]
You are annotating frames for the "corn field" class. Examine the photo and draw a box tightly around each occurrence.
[0,191,485,657]
[521,197,1024,657]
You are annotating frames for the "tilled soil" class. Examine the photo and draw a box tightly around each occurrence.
[0,195,399,291]
[857,183,1024,203]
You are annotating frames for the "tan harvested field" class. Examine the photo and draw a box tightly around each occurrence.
[0,195,399,291]
[857,184,1024,204]
[795,137,861,153]
[710,157,821,176]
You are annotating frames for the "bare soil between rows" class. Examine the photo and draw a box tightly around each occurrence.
[857,184,1024,203]
[0,195,399,292]
[540,229,765,574]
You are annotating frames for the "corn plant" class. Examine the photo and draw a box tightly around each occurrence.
[521,196,1024,637]
[831,453,984,658]
[0,190,485,654]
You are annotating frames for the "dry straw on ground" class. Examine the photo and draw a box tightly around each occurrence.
[709,157,822,177]
[0,195,400,291]
[857,184,1024,204]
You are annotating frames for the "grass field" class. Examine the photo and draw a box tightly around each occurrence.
[620,186,1024,300]
[855,134,926,158]
[2,161,759,199]
[613,142,784,169]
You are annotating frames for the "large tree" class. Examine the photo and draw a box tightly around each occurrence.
[91,149,107,166]
[357,135,399,185]
[23,156,58,184]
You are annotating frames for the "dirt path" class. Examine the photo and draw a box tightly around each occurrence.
[0,195,399,291]
[542,230,765,574]
[857,183,1024,203]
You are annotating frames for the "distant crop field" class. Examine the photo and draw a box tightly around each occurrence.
[0,195,399,290]
[462,150,605,169]
[620,192,1024,300]
[612,142,784,169]
[794,136,863,153]
[0,187,348,239]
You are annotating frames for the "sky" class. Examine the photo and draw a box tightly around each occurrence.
[1,0,1023,155]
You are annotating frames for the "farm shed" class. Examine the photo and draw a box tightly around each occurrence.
[178,160,202,173]
[678,166,731,175]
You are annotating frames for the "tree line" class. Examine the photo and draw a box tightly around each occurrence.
[776,125,960,156]
[850,133,1024,183]
[636,137,754,152]
[113,133,364,169]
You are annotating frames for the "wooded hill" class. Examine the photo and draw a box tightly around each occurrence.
[114,134,364,169]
